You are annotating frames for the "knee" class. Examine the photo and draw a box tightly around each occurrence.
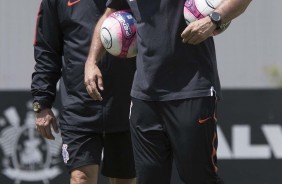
[109,178,136,184]
[70,165,98,184]
[71,171,88,184]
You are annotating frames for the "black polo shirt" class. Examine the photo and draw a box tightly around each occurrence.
[107,0,221,101]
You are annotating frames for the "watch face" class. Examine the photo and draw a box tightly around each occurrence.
[209,12,222,29]
[211,12,221,22]
[33,102,41,112]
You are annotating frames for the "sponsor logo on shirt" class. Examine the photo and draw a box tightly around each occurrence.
[68,0,81,7]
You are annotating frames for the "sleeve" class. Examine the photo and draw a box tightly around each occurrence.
[106,0,130,10]
[31,0,63,108]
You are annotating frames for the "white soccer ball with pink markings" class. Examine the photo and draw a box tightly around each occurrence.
[183,0,230,33]
[100,10,137,58]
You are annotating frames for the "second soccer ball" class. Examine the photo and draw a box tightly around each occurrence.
[100,10,137,58]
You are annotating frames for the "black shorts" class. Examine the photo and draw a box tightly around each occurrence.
[60,129,136,179]
[130,97,223,184]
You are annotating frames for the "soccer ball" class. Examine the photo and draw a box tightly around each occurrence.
[100,10,137,58]
[183,0,230,33]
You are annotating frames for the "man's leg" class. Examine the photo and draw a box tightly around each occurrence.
[102,132,136,184]
[129,98,173,184]
[71,165,99,184]
[60,129,103,184]
[109,178,136,184]
[160,97,223,184]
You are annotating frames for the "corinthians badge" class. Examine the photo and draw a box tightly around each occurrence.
[0,101,62,184]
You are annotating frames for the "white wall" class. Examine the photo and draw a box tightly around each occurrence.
[215,1,282,88]
[0,0,41,90]
[0,0,281,90]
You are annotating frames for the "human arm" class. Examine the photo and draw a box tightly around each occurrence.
[84,0,130,100]
[31,0,62,139]
[181,0,252,45]
[35,109,58,140]
[84,8,116,101]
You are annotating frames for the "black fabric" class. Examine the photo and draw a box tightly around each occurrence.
[106,0,221,101]
[130,97,223,184]
[101,132,136,179]
[106,0,129,10]
[60,129,136,178]
[60,129,103,172]
[31,0,136,132]
[31,0,63,108]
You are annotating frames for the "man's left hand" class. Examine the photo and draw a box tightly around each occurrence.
[181,16,216,45]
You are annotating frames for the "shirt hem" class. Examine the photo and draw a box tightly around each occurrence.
[130,88,218,101]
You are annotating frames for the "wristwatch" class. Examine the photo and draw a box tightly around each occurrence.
[209,12,222,29]
[32,101,42,113]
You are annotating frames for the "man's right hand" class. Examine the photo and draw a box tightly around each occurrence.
[83,8,116,101]
[84,58,104,101]
[35,108,59,140]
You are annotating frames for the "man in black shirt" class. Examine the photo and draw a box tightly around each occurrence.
[85,0,252,183]
[31,0,136,183]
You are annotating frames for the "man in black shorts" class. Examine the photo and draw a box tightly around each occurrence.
[85,0,252,183]
[31,0,136,183]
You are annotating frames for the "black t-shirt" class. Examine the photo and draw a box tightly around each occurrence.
[107,0,221,101]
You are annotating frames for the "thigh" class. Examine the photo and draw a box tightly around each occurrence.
[101,131,136,179]
[130,98,172,184]
[60,129,103,172]
[160,97,222,184]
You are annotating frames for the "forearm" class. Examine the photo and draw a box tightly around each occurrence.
[87,8,116,64]
[31,0,63,108]
[31,54,62,108]
[216,0,252,24]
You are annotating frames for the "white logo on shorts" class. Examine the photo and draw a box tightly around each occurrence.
[62,144,69,163]
[129,101,133,119]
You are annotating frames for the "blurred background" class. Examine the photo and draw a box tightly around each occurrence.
[0,1,281,184]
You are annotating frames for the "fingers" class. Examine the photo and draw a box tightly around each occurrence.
[85,81,103,101]
[36,116,55,140]
[184,35,205,45]
[181,27,209,45]
[84,73,103,101]
[51,117,59,134]
[35,110,59,140]
[181,17,215,45]
[181,26,192,43]
[97,75,104,91]
[43,120,55,140]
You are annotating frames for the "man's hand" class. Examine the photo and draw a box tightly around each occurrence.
[181,16,216,45]
[84,58,104,101]
[83,8,115,101]
[35,108,59,140]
